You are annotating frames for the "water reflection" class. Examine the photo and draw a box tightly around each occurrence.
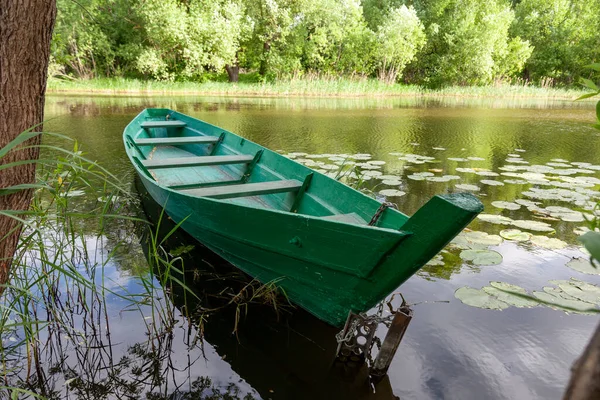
[137,177,400,400]
[39,94,600,399]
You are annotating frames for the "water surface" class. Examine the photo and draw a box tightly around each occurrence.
[43,94,600,400]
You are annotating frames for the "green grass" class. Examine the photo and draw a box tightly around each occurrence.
[46,77,590,100]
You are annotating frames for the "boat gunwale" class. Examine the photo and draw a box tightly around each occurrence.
[123,108,412,233]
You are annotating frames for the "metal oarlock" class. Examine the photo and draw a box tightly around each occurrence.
[335,295,413,381]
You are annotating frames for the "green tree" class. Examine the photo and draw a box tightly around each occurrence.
[512,0,600,84]
[135,0,245,81]
[409,0,532,86]
[374,5,426,83]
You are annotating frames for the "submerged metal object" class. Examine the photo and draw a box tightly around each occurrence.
[335,296,413,381]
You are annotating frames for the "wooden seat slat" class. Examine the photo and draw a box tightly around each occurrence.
[142,155,254,169]
[179,180,302,199]
[135,136,219,146]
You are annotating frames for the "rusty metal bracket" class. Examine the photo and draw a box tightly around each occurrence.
[335,295,413,382]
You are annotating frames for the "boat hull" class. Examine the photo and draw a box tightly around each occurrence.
[126,109,484,327]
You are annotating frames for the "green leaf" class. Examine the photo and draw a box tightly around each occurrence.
[499,229,531,242]
[578,232,600,263]
[459,249,503,265]
[566,257,600,275]
[597,100,600,122]
[585,63,600,72]
[580,78,599,91]
[483,282,539,308]
[455,287,510,310]
[575,92,600,101]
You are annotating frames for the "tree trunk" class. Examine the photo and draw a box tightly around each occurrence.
[259,41,271,77]
[0,0,57,291]
[225,64,239,83]
[563,321,600,400]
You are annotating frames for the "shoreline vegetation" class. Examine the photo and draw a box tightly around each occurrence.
[46,78,590,100]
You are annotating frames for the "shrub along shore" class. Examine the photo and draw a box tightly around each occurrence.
[47,78,589,100]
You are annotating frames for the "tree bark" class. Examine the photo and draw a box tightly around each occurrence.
[0,0,57,291]
[563,321,600,400]
[225,64,239,83]
[259,41,271,77]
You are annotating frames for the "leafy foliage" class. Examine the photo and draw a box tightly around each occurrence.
[50,0,599,86]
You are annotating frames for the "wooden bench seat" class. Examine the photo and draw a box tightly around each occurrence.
[134,136,219,146]
[141,120,187,129]
[142,155,254,169]
[179,180,302,199]
[321,212,366,225]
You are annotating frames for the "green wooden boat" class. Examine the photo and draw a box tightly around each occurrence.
[124,108,483,327]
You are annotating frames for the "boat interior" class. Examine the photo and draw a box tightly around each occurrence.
[125,111,409,229]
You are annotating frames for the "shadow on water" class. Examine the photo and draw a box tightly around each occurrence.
[135,177,400,400]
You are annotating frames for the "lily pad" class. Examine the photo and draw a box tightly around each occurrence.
[455,184,480,191]
[530,235,568,250]
[558,281,600,304]
[476,171,500,177]
[533,291,598,314]
[432,147,446,151]
[514,199,539,207]
[480,180,504,186]
[381,179,402,186]
[367,160,386,165]
[448,157,468,162]
[459,249,503,265]
[362,170,382,176]
[483,282,539,308]
[511,220,555,232]
[379,189,406,197]
[426,254,445,266]
[566,258,600,275]
[468,157,486,161]
[503,179,528,185]
[499,229,532,242]
[491,201,521,211]
[463,231,503,247]
[477,214,514,225]
[455,287,510,310]
[426,176,452,182]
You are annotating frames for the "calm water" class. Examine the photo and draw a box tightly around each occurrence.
[42,94,600,400]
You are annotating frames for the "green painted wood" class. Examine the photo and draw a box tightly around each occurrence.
[180,179,302,199]
[142,154,254,169]
[241,150,263,183]
[135,136,219,146]
[321,212,366,225]
[210,132,225,155]
[141,120,186,128]
[124,108,484,327]
[290,173,313,213]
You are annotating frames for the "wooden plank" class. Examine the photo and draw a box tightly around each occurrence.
[142,154,253,169]
[321,212,366,225]
[141,120,186,129]
[241,150,264,183]
[179,179,302,199]
[134,136,219,146]
[290,173,313,213]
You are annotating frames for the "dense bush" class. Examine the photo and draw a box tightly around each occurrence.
[50,0,599,87]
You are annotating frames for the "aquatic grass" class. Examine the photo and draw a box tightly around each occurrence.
[0,130,215,397]
[46,77,592,100]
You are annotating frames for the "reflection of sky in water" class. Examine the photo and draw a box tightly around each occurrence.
[10,233,258,398]
[37,95,600,399]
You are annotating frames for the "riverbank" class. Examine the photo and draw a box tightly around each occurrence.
[46,77,589,100]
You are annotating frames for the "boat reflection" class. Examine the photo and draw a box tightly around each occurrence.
[136,177,400,400]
